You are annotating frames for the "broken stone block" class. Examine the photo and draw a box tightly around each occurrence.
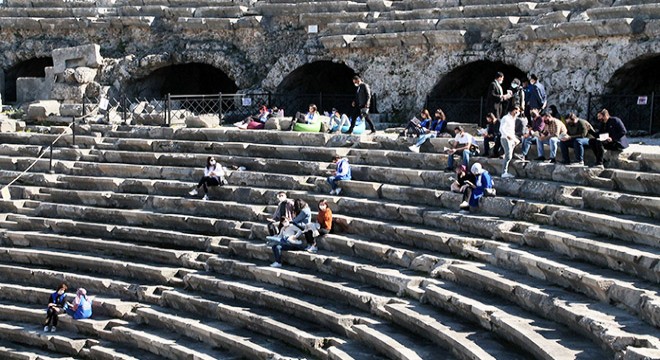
[60,103,83,117]
[0,118,17,132]
[185,114,220,128]
[50,83,88,102]
[27,100,61,121]
[52,44,103,73]
[74,67,98,84]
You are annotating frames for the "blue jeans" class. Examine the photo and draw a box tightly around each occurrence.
[415,132,436,147]
[327,175,350,190]
[536,137,559,159]
[272,240,306,263]
[521,136,538,157]
[447,149,470,169]
[559,137,590,163]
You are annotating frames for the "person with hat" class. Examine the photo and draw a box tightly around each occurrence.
[466,162,494,213]
[66,288,92,320]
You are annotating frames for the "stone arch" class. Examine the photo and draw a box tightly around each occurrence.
[3,57,53,103]
[274,61,357,115]
[427,60,527,123]
[125,62,238,99]
[605,54,660,95]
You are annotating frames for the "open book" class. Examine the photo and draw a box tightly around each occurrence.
[598,132,610,141]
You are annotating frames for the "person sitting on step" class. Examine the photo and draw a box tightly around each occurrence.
[66,288,92,320]
[450,165,476,211]
[401,109,432,137]
[267,218,305,268]
[328,108,350,133]
[291,198,312,230]
[445,126,476,172]
[481,112,502,158]
[234,105,269,129]
[44,283,68,332]
[290,103,320,131]
[189,156,227,201]
[303,199,333,253]
[408,108,448,153]
[328,155,351,195]
[465,162,494,213]
[266,191,295,236]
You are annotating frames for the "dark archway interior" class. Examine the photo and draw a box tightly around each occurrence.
[429,60,528,99]
[4,57,53,103]
[129,63,238,99]
[606,54,660,94]
[275,61,357,115]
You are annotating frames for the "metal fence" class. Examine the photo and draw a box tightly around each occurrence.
[587,93,658,134]
[425,96,485,126]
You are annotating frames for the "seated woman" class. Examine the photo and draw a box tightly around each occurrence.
[303,199,332,253]
[449,165,476,210]
[66,288,92,320]
[266,218,305,268]
[291,199,312,230]
[290,104,320,130]
[328,108,350,133]
[401,109,432,137]
[466,162,494,213]
[408,108,448,152]
[43,283,68,332]
[189,156,227,201]
[233,105,269,129]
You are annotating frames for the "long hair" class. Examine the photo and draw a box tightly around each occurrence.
[294,199,308,214]
[205,156,216,170]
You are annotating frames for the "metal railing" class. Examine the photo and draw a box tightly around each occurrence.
[587,93,657,134]
[425,96,485,126]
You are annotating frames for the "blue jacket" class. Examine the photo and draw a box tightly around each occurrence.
[73,296,93,319]
[600,116,629,149]
[292,206,312,229]
[469,171,493,207]
[336,158,351,179]
[430,119,447,134]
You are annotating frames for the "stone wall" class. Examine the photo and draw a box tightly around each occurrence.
[0,0,659,119]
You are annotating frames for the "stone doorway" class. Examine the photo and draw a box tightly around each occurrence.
[127,63,238,99]
[3,57,53,104]
[606,54,660,95]
[274,61,357,115]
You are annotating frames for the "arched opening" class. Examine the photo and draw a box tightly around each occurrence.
[601,54,660,133]
[274,61,359,116]
[427,60,527,124]
[127,63,238,98]
[4,57,53,103]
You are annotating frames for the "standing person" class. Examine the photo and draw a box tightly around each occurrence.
[535,111,567,163]
[559,112,593,166]
[303,199,333,253]
[267,218,305,268]
[348,75,376,135]
[499,105,521,179]
[592,109,629,167]
[66,288,92,320]
[267,192,295,236]
[408,108,448,152]
[526,74,547,116]
[509,78,525,111]
[189,156,226,201]
[327,155,351,195]
[467,163,494,213]
[445,126,476,172]
[44,283,67,332]
[481,113,501,158]
[485,72,512,120]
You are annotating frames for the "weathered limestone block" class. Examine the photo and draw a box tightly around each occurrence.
[50,83,87,102]
[264,117,292,131]
[185,114,220,128]
[0,119,18,132]
[52,44,102,73]
[73,67,98,84]
[26,100,60,120]
[58,68,77,84]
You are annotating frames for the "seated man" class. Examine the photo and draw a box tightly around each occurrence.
[408,108,448,153]
[592,108,629,167]
[517,109,544,161]
[559,112,593,166]
[535,111,567,163]
[266,192,294,236]
[481,113,501,157]
[445,126,476,172]
[266,219,305,268]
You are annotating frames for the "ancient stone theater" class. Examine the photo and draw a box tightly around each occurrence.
[0,0,659,359]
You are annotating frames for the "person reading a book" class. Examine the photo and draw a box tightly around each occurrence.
[516,109,544,162]
[450,165,476,211]
[591,109,628,167]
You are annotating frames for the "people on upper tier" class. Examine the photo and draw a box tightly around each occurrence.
[328,155,351,195]
[329,108,350,133]
[517,108,544,162]
[445,126,476,172]
[525,74,547,117]
[592,109,629,167]
[508,78,526,112]
[408,108,448,153]
[66,288,92,320]
[466,163,494,213]
[450,165,476,211]
[401,109,432,138]
[291,198,312,230]
[267,191,295,236]
[290,104,320,130]
[267,218,305,268]
[189,156,227,201]
[234,105,269,129]
[485,71,513,120]
[481,112,502,158]
[303,199,333,254]
[535,111,567,163]
[499,105,521,179]
[44,283,67,332]
[348,75,376,135]
[559,112,595,166]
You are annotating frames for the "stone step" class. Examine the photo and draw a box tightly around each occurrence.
[351,323,439,360]
[134,305,310,360]
[0,322,87,358]
[0,338,78,360]
[0,246,185,286]
[583,3,660,20]
[0,230,208,270]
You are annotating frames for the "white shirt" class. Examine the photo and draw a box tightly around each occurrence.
[499,113,517,139]
[454,132,474,146]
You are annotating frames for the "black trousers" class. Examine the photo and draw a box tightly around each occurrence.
[304,228,329,245]
[347,108,375,133]
[591,139,625,164]
[44,306,63,327]
[197,176,220,193]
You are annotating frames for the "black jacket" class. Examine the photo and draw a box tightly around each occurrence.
[355,83,371,109]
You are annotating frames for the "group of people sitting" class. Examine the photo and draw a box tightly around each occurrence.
[44,283,92,332]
